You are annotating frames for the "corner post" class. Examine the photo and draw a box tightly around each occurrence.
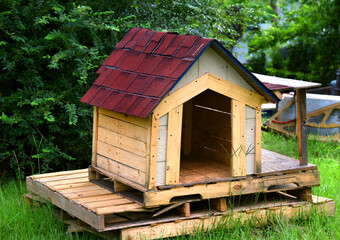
[92,106,99,167]
[296,89,308,165]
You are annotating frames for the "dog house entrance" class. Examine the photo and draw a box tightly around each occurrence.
[179,90,232,184]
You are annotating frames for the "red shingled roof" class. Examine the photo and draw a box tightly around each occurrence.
[81,27,213,118]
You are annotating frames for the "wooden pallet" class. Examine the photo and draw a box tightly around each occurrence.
[90,148,321,208]
[25,189,335,240]
[26,168,332,238]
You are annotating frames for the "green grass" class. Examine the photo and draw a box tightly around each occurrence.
[0,131,339,239]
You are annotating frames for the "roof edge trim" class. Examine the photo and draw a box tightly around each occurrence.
[168,41,213,92]
[212,40,280,103]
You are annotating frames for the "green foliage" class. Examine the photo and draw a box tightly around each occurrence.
[0,1,131,177]
[0,0,260,178]
[246,0,340,85]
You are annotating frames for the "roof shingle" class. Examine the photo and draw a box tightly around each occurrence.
[81,27,279,118]
[81,27,213,117]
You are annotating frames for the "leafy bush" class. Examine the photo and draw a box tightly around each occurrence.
[0,1,133,177]
[0,0,258,178]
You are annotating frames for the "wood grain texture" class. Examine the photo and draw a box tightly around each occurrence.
[96,155,146,186]
[154,73,263,119]
[296,89,308,165]
[147,114,159,189]
[255,109,262,174]
[97,141,146,172]
[182,100,193,155]
[156,114,168,186]
[98,113,148,143]
[165,105,183,185]
[92,106,99,166]
[98,108,149,129]
[98,127,147,157]
[231,99,246,177]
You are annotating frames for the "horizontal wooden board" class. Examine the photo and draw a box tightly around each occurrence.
[98,113,149,143]
[49,182,94,191]
[95,203,146,215]
[96,155,146,186]
[63,189,113,200]
[76,194,122,204]
[58,185,104,194]
[30,169,88,180]
[84,198,133,210]
[99,108,150,129]
[98,127,147,157]
[38,172,88,183]
[97,140,147,172]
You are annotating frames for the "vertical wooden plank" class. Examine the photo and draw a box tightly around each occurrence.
[165,105,183,185]
[183,100,193,155]
[147,114,159,189]
[255,109,262,174]
[296,89,308,165]
[231,100,246,177]
[92,106,99,167]
[156,114,168,186]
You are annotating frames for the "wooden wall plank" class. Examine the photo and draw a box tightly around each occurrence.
[165,105,183,185]
[96,155,145,186]
[98,127,147,157]
[231,100,246,177]
[97,141,146,172]
[156,114,168,186]
[98,108,149,129]
[182,100,193,155]
[98,114,148,143]
[245,106,256,175]
[92,106,99,166]
[255,109,262,174]
[148,114,159,189]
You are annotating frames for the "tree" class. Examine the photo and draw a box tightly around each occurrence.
[0,0,260,178]
[246,0,340,85]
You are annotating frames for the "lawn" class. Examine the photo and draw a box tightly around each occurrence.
[0,131,339,239]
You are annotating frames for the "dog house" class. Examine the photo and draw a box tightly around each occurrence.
[81,27,317,207]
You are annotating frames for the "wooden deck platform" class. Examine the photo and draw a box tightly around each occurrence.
[26,168,334,239]
[177,149,317,185]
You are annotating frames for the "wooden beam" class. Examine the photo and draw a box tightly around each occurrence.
[177,202,190,217]
[296,89,308,165]
[165,105,183,185]
[301,188,313,202]
[231,100,246,177]
[207,73,264,109]
[147,114,159,189]
[153,74,209,119]
[153,73,263,119]
[92,106,99,167]
[182,100,193,155]
[255,109,262,174]
[211,198,227,212]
